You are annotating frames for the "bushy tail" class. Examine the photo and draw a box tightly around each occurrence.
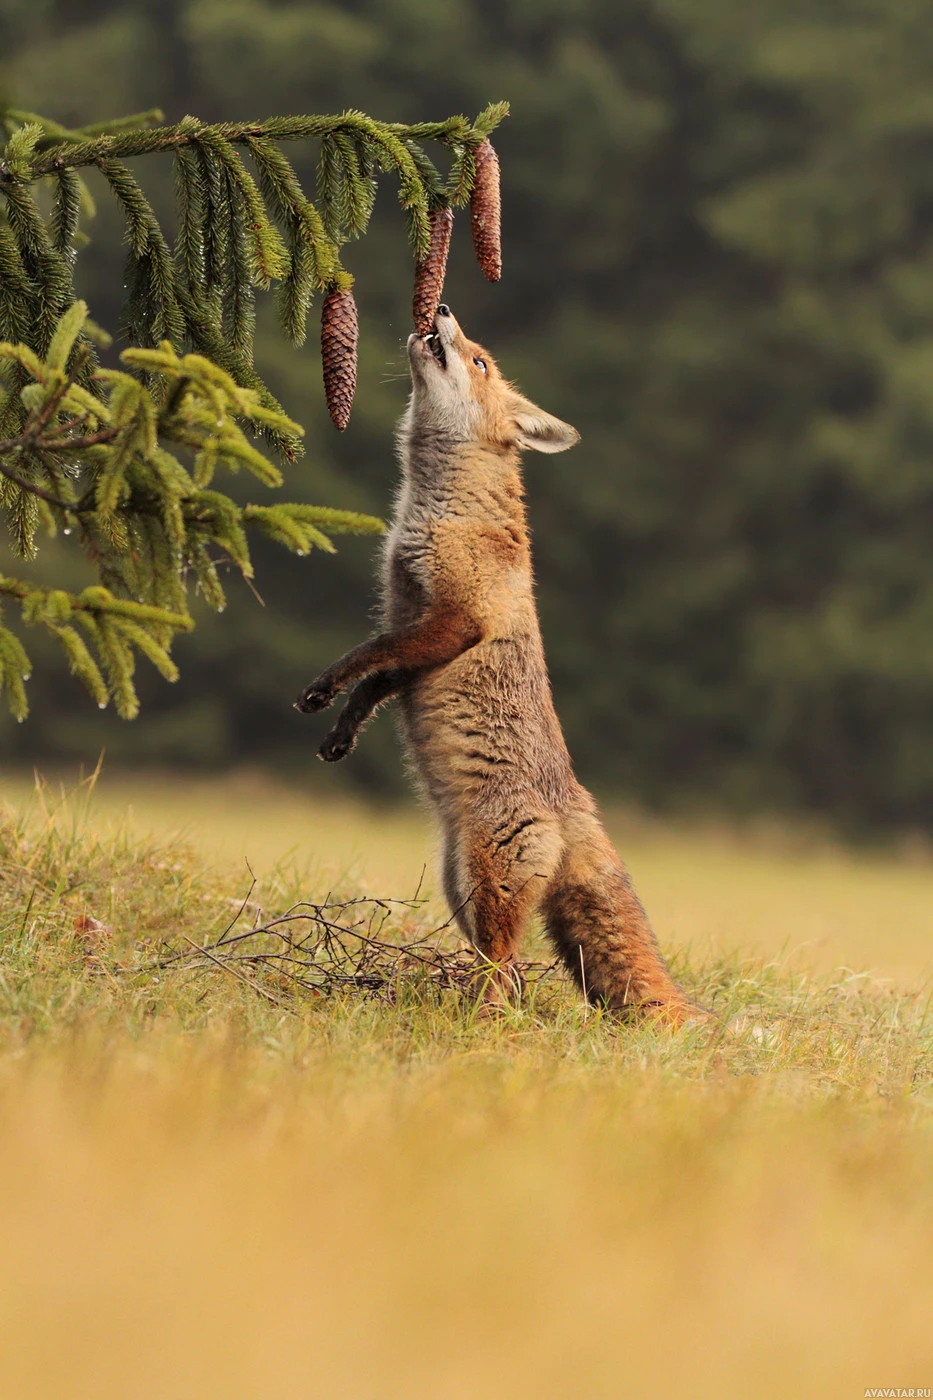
[542,809,696,1021]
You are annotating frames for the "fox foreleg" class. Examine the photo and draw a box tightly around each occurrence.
[318,667,411,762]
[295,612,481,714]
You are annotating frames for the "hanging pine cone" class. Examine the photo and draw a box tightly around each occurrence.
[412,205,454,335]
[470,139,501,282]
[321,285,358,431]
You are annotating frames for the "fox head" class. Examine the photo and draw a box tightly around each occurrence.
[406,305,579,455]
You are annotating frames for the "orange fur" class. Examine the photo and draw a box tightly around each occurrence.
[298,307,699,1023]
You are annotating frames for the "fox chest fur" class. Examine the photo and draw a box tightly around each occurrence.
[382,427,575,817]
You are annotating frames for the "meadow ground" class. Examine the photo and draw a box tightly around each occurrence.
[1,766,932,1399]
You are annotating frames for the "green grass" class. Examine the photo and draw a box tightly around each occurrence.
[6,764,933,981]
[1,772,932,1398]
[3,773,930,1089]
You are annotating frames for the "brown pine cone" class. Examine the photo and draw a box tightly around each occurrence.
[412,205,454,336]
[470,139,501,282]
[321,285,358,431]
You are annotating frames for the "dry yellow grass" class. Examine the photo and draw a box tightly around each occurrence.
[0,769,931,1399]
[2,1046,932,1400]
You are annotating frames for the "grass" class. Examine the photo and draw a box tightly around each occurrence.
[1,769,932,1399]
[5,765,931,981]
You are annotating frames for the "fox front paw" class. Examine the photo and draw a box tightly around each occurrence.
[294,677,338,714]
[318,728,356,763]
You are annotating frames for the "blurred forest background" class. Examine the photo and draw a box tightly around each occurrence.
[3,0,933,833]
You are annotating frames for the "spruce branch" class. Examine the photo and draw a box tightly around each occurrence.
[11,109,505,180]
[0,303,384,719]
[2,101,508,437]
[2,109,164,144]
[0,96,509,724]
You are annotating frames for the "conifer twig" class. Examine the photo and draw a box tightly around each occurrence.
[15,109,503,180]
[0,459,81,512]
[0,98,508,722]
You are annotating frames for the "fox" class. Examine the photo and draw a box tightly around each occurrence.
[296,304,699,1022]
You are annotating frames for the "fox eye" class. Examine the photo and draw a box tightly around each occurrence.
[473,357,487,374]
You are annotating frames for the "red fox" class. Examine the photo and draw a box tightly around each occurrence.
[297,305,698,1022]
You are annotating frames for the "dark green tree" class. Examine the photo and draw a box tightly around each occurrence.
[0,100,506,719]
[5,0,933,832]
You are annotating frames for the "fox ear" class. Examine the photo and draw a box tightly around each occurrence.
[510,397,580,454]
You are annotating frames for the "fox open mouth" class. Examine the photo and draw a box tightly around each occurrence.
[424,330,447,370]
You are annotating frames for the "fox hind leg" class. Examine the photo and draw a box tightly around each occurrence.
[457,815,563,1006]
[543,810,697,1023]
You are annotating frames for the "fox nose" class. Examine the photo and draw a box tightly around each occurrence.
[436,304,451,317]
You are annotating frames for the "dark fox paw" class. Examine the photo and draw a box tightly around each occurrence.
[318,729,356,763]
[294,678,337,713]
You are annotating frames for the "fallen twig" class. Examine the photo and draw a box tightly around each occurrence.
[181,935,298,1014]
[125,892,562,1012]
